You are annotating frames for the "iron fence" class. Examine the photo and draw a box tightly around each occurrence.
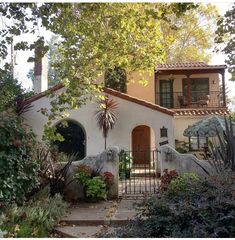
[119,150,160,196]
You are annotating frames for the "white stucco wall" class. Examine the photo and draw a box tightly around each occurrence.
[23,90,175,156]
[174,115,208,142]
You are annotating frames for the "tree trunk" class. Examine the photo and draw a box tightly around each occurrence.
[104,137,107,150]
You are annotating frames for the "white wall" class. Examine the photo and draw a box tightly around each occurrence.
[23,90,175,156]
[174,116,208,141]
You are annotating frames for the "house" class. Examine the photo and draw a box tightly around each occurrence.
[126,62,228,150]
[23,58,228,164]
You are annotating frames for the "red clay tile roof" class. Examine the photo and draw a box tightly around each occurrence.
[25,84,175,116]
[104,88,174,116]
[156,62,226,70]
[173,108,229,117]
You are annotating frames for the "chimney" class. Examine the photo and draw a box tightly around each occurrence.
[34,47,48,93]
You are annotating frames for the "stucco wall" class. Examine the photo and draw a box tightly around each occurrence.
[126,71,155,103]
[174,115,207,142]
[23,90,174,156]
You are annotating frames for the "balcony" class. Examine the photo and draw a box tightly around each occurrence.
[155,91,224,109]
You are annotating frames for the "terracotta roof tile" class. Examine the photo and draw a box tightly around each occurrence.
[173,108,229,117]
[156,62,226,70]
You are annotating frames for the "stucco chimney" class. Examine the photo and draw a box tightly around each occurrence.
[33,48,48,93]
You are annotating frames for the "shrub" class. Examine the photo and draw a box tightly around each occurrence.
[166,173,201,197]
[101,171,114,189]
[106,176,235,238]
[74,165,107,201]
[86,176,107,200]
[1,189,69,238]
[159,169,179,192]
[0,112,39,204]
[119,150,133,180]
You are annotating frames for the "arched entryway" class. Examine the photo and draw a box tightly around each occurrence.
[132,125,151,165]
[53,120,86,160]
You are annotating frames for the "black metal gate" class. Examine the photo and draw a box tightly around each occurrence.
[119,150,160,197]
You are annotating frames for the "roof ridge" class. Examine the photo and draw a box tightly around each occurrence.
[24,84,174,116]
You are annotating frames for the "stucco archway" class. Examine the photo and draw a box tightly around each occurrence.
[53,119,86,160]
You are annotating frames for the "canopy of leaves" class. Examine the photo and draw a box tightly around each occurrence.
[0,3,198,139]
[160,4,219,63]
[215,3,235,81]
[0,65,23,112]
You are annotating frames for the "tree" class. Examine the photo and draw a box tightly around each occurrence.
[0,65,23,112]
[160,4,219,63]
[0,3,197,139]
[215,3,235,81]
[104,67,127,93]
[95,96,118,149]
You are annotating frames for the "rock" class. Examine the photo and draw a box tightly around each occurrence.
[59,147,120,201]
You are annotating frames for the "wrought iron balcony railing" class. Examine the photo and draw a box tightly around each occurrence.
[155,91,224,109]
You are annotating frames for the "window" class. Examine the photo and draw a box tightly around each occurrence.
[182,78,209,102]
[159,80,173,108]
[160,126,168,138]
[104,67,127,93]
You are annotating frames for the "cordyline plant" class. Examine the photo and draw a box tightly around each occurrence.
[95,96,118,150]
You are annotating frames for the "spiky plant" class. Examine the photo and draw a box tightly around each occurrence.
[194,116,235,175]
[95,96,118,149]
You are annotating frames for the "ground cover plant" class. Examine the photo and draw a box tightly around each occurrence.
[0,187,69,237]
[105,172,235,238]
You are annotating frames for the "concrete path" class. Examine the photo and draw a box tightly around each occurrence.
[54,199,140,238]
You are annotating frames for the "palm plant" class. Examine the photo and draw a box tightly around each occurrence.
[95,96,118,149]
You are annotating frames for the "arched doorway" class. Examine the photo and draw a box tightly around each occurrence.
[132,125,151,165]
[53,120,86,160]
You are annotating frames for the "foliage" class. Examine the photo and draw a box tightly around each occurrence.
[1,191,68,237]
[107,176,235,238]
[119,150,133,180]
[86,176,107,200]
[101,171,114,189]
[159,169,179,192]
[166,173,201,197]
[175,139,189,153]
[75,164,92,186]
[215,3,235,81]
[95,96,118,149]
[74,164,107,201]
[0,111,39,204]
[104,67,127,93]
[161,4,219,63]
[195,117,235,175]
[0,66,23,112]
[0,3,197,140]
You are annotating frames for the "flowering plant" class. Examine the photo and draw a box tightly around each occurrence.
[159,169,179,192]
[101,172,114,188]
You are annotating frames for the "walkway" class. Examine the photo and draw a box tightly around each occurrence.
[54,199,140,237]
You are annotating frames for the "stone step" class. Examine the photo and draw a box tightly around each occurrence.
[54,225,104,238]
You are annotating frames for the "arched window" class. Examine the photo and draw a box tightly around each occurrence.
[104,67,127,93]
[53,120,86,160]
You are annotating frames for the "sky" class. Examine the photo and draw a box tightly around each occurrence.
[11,2,235,107]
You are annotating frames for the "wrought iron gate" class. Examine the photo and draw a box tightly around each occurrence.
[119,149,160,197]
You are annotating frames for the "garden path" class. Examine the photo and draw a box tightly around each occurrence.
[54,199,140,237]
